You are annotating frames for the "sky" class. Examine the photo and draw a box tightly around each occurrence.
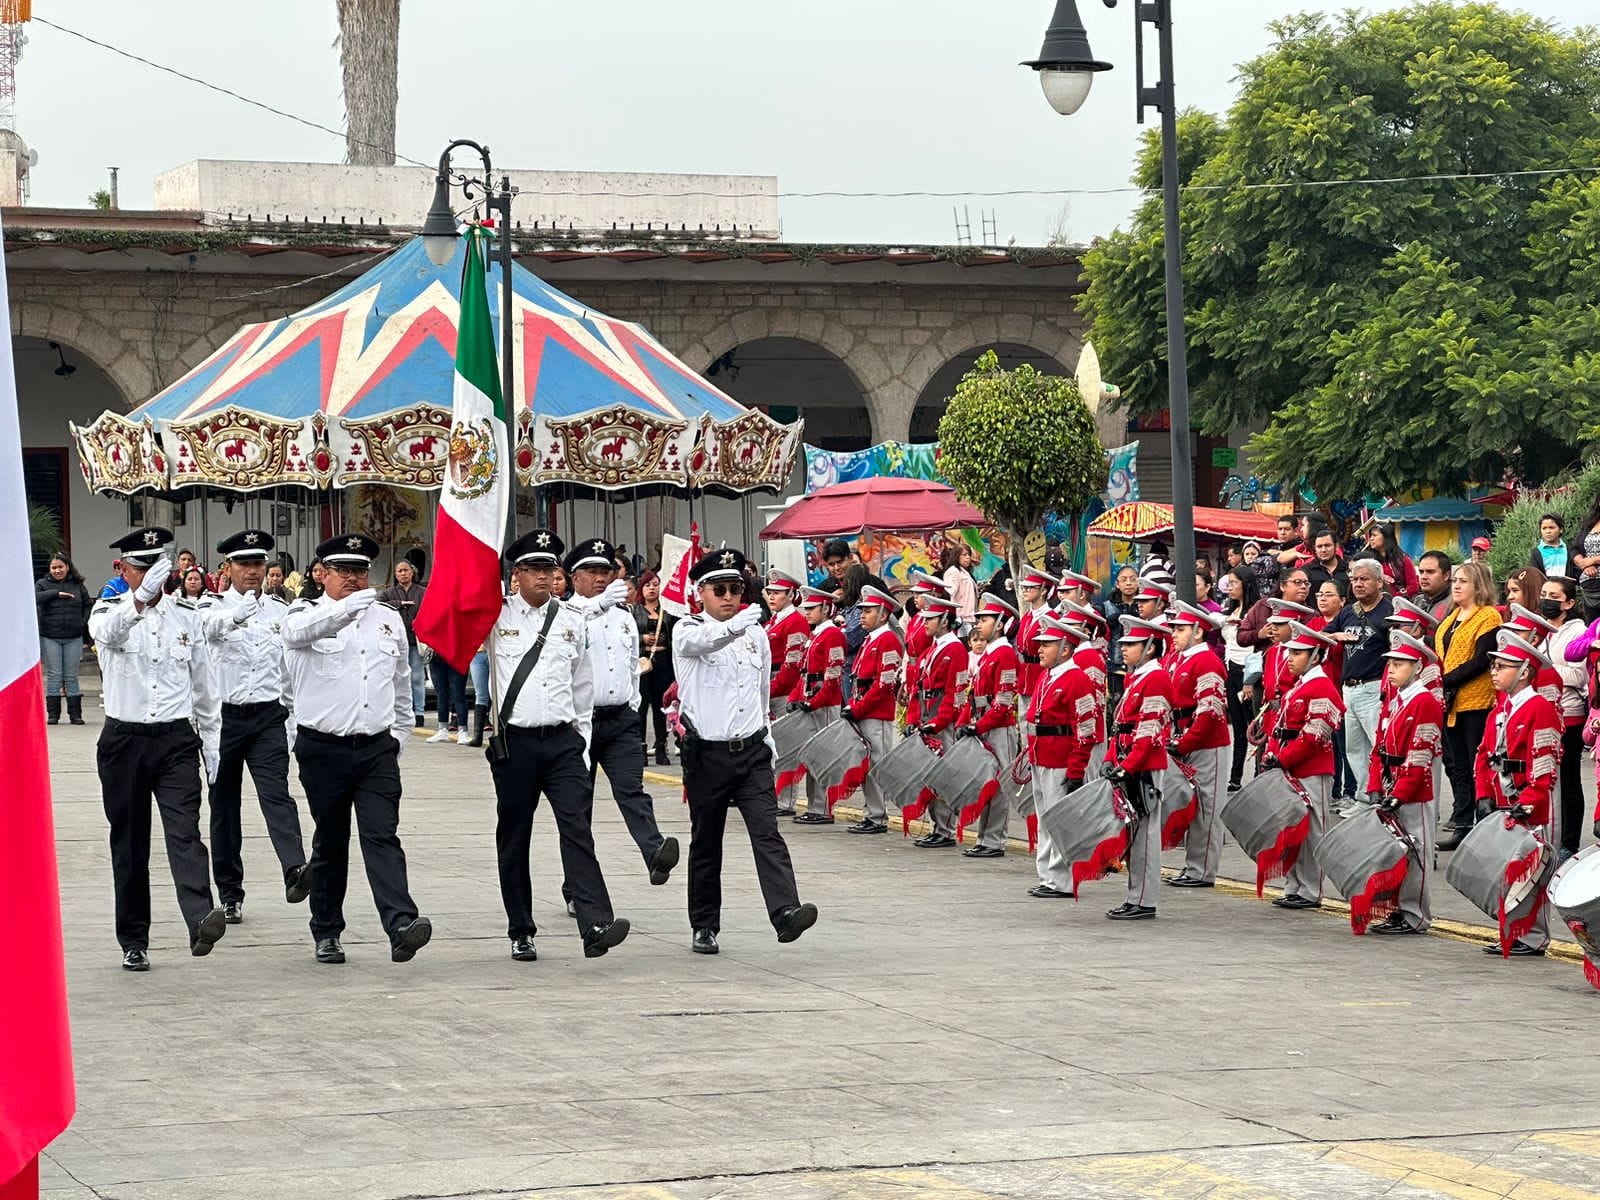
[10,0,1584,248]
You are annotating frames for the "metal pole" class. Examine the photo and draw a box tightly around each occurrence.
[1154,0,1195,604]
[494,178,518,550]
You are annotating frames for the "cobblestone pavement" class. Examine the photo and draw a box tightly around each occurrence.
[38,710,1600,1200]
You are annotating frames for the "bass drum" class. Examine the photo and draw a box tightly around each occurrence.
[1444,813,1551,923]
[1313,806,1410,934]
[1220,768,1311,895]
[1548,845,1600,991]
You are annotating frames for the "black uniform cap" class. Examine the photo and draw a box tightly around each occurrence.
[111,526,174,566]
[563,536,617,574]
[506,528,564,567]
[216,529,274,561]
[689,547,748,585]
[315,532,380,567]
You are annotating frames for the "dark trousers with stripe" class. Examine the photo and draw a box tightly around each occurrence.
[210,700,305,903]
[682,735,800,933]
[97,719,216,951]
[588,703,666,865]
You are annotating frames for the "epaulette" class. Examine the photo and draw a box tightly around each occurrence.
[683,614,705,625]
[91,595,126,611]
[375,600,401,613]
[174,597,198,610]
[262,593,291,608]
[287,599,313,613]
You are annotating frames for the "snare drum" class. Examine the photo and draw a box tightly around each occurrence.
[926,736,1000,839]
[1220,768,1312,896]
[771,710,821,793]
[1159,761,1199,851]
[1035,776,1130,898]
[1548,845,1600,991]
[1444,814,1552,950]
[797,718,871,815]
[1313,806,1411,934]
[873,732,942,833]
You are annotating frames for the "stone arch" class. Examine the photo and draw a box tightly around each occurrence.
[702,336,873,451]
[908,342,1075,442]
[8,302,145,407]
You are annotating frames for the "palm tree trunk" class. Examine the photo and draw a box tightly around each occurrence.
[336,0,401,166]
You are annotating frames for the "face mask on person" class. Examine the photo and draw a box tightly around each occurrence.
[1539,598,1565,620]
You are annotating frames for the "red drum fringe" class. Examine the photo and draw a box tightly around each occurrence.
[1497,845,1548,956]
[955,778,1000,841]
[1025,813,1038,855]
[1069,829,1130,899]
[1584,956,1600,992]
[1160,792,1199,852]
[899,787,936,835]
[774,764,808,795]
[1254,812,1311,898]
[825,755,871,815]
[1347,858,1409,935]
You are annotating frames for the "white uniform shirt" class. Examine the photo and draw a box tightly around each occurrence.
[574,596,641,710]
[199,588,290,706]
[88,593,221,744]
[673,612,770,742]
[281,596,411,740]
[492,592,593,735]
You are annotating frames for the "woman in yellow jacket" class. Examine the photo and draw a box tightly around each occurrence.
[1434,561,1502,849]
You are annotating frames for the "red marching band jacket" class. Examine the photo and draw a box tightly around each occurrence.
[901,614,931,725]
[1272,666,1344,778]
[1474,689,1561,825]
[960,638,1021,734]
[1256,643,1295,746]
[1109,662,1174,775]
[918,634,969,732]
[848,626,904,722]
[1171,644,1230,754]
[790,622,847,710]
[1015,607,1047,697]
[1027,664,1099,780]
[1367,683,1444,804]
[766,606,809,702]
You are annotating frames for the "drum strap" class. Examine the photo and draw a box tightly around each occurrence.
[1033,725,1071,736]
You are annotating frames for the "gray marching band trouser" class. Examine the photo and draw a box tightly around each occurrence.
[974,725,1019,850]
[1282,773,1330,902]
[1180,745,1228,883]
[1125,772,1163,908]
[1431,759,1445,830]
[804,704,841,813]
[926,726,958,837]
[771,696,800,814]
[1394,799,1433,931]
[856,717,896,825]
[1515,809,1557,951]
[1033,765,1073,891]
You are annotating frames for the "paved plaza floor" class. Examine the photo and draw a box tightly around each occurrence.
[36,708,1600,1200]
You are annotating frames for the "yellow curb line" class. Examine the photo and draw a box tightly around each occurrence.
[646,769,1585,965]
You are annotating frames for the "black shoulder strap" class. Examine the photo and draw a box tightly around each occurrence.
[497,602,561,732]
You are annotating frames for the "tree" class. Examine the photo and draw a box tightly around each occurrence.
[336,0,400,166]
[936,350,1105,584]
[87,188,112,210]
[1078,2,1600,499]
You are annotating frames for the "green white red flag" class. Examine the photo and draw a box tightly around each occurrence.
[415,226,510,672]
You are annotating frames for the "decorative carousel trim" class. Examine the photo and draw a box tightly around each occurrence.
[68,412,168,496]
[162,405,331,493]
[533,404,696,490]
[332,404,454,489]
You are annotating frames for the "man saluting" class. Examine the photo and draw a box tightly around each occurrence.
[673,548,818,955]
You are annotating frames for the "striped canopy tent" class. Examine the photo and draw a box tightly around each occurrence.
[69,235,799,496]
[1087,501,1280,544]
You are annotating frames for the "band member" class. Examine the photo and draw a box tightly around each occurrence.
[673,548,818,955]
[1166,600,1231,888]
[88,527,226,970]
[282,533,431,965]
[958,593,1022,858]
[1059,600,1110,769]
[845,585,903,834]
[1501,604,1564,707]
[1366,632,1443,934]
[764,570,809,814]
[1026,617,1098,898]
[1474,631,1562,957]
[1254,599,1314,752]
[1014,569,1058,698]
[1129,579,1173,624]
[491,530,632,962]
[1054,569,1100,612]
[1102,616,1175,920]
[900,572,949,732]
[199,529,309,924]
[790,585,848,825]
[565,536,679,887]
[1259,621,1344,911]
[1385,596,1445,823]
[911,593,968,849]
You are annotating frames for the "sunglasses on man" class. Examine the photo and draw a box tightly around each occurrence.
[703,582,742,599]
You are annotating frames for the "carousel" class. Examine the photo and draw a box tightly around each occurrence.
[68,235,800,572]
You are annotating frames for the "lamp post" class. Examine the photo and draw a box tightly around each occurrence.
[422,140,520,543]
[1026,0,1196,605]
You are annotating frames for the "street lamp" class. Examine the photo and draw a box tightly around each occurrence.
[421,139,520,542]
[1025,0,1197,605]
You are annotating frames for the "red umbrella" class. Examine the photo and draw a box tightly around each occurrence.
[760,477,989,540]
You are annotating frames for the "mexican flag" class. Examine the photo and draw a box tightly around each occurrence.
[0,213,75,1200]
[415,226,510,672]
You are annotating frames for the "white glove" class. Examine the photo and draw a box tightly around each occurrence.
[134,557,172,603]
[232,591,261,626]
[598,578,630,611]
[419,643,434,664]
[344,588,378,618]
[202,743,221,784]
[728,605,762,634]
[391,729,407,758]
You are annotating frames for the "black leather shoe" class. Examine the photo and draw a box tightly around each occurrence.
[190,907,226,956]
[1106,903,1157,920]
[1272,894,1321,910]
[315,937,345,964]
[583,918,631,959]
[1370,914,1420,935]
[510,935,537,962]
[793,811,834,825]
[1484,941,1546,957]
[284,863,312,904]
[774,902,819,944]
[222,900,244,924]
[121,947,150,972]
[655,747,670,766]
[649,837,680,886]
[390,916,433,963]
[912,833,956,848]
[1028,884,1073,898]
[692,928,719,955]
[1436,831,1465,851]
[847,820,888,834]
[962,845,1004,859]
[1166,875,1215,888]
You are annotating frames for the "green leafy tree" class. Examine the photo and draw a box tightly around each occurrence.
[1079,2,1600,498]
[936,350,1105,582]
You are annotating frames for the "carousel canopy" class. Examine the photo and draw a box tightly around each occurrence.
[70,235,799,496]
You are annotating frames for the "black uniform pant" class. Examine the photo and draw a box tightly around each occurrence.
[1444,708,1490,829]
[490,722,614,938]
[1559,721,1585,855]
[640,670,673,751]
[683,735,800,933]
[210,700,305,903]
[97,718,216,951]
[293,727,418,943]
[588,703,665,865]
